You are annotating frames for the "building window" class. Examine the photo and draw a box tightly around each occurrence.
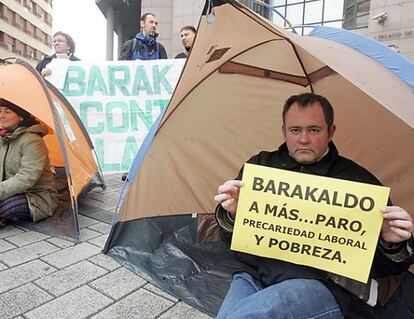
[240,0,272,20]
[304,0,323,24]
[7,43,13,52]
[270,0,345,35]
[29,1,34,13]
[343,0,370,29]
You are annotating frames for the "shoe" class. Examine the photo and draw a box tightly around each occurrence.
[0,218,8,230]
[121,172,128,181]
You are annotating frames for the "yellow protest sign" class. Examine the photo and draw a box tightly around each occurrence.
[231,163,390,283]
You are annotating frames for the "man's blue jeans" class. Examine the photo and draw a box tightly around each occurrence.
[216,272,343,319]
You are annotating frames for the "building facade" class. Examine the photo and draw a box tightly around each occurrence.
[366,0,414,61]
[98,0,413,61]
[0,0,53,66]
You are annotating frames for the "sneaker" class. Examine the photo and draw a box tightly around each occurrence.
[121,172,128,181]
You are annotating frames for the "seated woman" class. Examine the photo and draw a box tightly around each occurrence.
[35,31,80,77]
[0,99,57,229]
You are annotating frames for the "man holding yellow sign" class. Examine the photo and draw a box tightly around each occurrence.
[214,93,413,319]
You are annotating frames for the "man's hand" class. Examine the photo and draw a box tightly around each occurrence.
[41,68,52,77]
[381,206,413,244]
[214,180,243,216]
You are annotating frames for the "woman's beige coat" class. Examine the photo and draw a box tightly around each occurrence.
[0,124,57,222]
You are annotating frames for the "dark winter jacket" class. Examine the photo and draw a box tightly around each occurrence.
[36,53,80,74]
[216,142,414,318]
[0,124,57,222]
[119,33,168,60]
[174,52,188,59]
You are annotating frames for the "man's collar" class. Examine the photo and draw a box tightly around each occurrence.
[277,142,338,175]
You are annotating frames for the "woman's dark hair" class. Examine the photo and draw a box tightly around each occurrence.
[53,31,76,54]
[0,98,39,128]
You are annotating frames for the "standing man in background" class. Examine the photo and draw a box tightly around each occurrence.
[175,26,196,59]
[119,12,168,60]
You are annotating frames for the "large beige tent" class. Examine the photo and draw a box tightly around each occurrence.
[104,0,414,315]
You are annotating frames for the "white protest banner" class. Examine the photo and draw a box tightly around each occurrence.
[60,59,185,173]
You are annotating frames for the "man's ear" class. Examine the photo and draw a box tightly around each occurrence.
[329,124,336,140]
[282,125,286,139]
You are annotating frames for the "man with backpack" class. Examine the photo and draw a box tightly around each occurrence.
[119,12,168,60]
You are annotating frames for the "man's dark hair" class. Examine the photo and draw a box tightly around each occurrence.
[282,93,334,128]
[53,31,76,54]
[180,25,197,33]
[141,12,156,22]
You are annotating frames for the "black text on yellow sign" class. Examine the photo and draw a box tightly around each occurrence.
[231,163,390,283]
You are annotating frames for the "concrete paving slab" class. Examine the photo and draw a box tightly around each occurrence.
[78,215,100,228]
[0,239,16,253]
[82,210,115,225]
[158,302,212,319]
[0,283,53,319]
[0,225,25,239]
[40,242,101,269]
[4,231,50,247]
[91,288,174,319]
[78,203,115,224]
[35,260,108,297]
[144,283,179,303]
[88,253,121,272]
[1,173,213,319]
[88,234,109,248]
[87,222,111,234]
[0,241,60,267]
[79,227,102,242]
[0,260,56,294]
[89,267,146,300]
[46,237,76,249]
[24,286,113,319]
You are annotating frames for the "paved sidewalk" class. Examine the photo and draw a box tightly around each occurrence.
[0,174,212,319]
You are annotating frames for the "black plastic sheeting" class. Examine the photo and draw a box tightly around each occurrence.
[104,214,242,317]
[104,214,414,318]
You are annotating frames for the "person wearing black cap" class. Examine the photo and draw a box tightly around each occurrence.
[0,98,57,229]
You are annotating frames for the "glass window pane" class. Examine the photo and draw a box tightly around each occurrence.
[356,13,368,28]
[287,0,302,4]
[273,5,286,20]
[273,11,286,27]
[324,0,344,21]
[304,0,322,24]
[357,0,370,14]
[272,0,286,5]
[286,3,304,25]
